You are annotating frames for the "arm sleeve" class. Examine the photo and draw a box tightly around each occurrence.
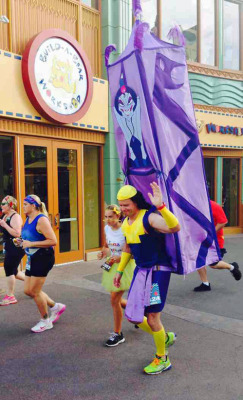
[159,207,179,229]
[117,252,132,272]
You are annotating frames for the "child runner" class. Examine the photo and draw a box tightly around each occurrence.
[98,204,135,347]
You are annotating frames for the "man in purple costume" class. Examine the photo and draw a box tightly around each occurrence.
[114,182,180,375]
[105,2,221,277]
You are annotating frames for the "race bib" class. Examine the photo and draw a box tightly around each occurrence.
[100,262,112,272]
[150,283,161,305]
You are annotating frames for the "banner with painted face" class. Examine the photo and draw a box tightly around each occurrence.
[105,6,221,275]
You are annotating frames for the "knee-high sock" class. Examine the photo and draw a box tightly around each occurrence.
[152,327,166,357]
[137,317,153,334]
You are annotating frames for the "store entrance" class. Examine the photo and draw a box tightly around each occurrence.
[19,138,83,264]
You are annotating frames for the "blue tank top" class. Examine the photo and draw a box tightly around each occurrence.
[22,214,47,256]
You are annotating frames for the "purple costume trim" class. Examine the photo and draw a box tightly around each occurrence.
[167,25,186,47]
[125,267,153,323]
[132,0,142,18]
[104,44,117,67]
[125,266,171,323]
[134,23,150,52]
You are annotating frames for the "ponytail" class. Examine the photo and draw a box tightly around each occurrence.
[39,202,48,217]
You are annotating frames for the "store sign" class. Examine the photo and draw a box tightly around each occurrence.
[22,29,93,124]
[206,123,243,136]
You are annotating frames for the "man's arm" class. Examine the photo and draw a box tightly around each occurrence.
[148,212,180,234]
[215,222,227,232]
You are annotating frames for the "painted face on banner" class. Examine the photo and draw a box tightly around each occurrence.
[118,91,135,118]
[115,86,137,119]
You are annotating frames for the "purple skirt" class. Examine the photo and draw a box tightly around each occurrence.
[125,265,171,323]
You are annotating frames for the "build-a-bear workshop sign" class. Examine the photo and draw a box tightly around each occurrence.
[22,29,93,124]
[206,123,243,136]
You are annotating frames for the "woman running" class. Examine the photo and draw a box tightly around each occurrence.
[20,194,66,333]
[98,205,135,347]
[0,196,25,306]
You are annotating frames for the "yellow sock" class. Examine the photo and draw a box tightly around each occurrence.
[152,327,166,357]
[137,317,153,334]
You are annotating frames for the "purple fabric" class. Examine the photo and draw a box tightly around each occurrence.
[167,25,186,47]
[104,44,117,67]
[133,0,142,18]
[106,22,221,275]
[134,23,150,51]
[125,267,153,323]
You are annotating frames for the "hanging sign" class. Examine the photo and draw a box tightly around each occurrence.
[22,29,93,124]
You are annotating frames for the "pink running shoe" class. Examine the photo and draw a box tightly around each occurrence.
[49,303,66,323]
[0,295,18,306]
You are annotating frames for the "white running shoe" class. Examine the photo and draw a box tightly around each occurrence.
[49,303,66,323]
[31,318,53,333]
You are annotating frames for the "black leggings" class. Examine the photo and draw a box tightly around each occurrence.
[4,240,25,277]
[25,248,55,277]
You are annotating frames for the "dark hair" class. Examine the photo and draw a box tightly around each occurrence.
[130,190,152,210]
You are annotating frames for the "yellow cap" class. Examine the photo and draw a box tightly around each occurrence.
[117,185,137,201]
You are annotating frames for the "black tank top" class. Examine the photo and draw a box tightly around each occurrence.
[1,213,17,242]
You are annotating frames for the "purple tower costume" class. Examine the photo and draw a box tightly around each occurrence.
[105,2,220,281]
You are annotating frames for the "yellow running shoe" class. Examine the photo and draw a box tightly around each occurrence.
[144,355,171,375]
[165,332,177,355]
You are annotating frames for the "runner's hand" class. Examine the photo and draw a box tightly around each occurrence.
[148,182,163,208]
[21,240,32,249]
[13,237,22,247]
[110,255,121,264]
[114,272,122,288]
[97,251,104,260]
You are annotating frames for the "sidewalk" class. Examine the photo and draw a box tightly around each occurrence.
[0,236,243,400]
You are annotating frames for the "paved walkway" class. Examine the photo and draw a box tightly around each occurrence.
[0,236,243,400]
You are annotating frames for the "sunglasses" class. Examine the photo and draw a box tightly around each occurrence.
[1,202,8,206]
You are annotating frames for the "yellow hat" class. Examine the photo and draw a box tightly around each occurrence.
[117,185,137,201]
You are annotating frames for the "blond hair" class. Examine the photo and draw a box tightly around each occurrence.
[4,195,18,210]
[106,204,122,218]
[27,194,49,217]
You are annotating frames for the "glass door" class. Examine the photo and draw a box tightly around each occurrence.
[52,142,83,263]
[19,138,53,222]
[19,138,83,264]
[0,136,15,264]
[203,157,216,200]
[222,158,240,227]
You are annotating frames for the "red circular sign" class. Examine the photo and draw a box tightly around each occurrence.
[22,29,93,124]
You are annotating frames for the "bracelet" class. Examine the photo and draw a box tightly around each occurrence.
[157,203,166,210]
[117,271,123,276]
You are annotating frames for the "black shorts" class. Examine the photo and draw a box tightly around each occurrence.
[209,248,227,267]
[4,241,25,277]
[25,248,55,278]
